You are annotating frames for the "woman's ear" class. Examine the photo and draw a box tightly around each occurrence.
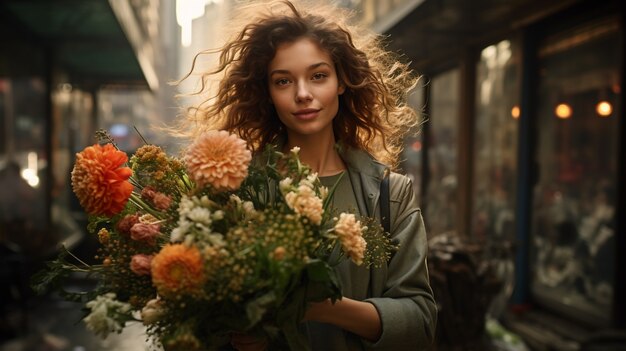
[338,83,345,95]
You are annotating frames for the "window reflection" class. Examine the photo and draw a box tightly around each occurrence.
[0,77,47,256]
[401,81,427,203]
[472,40,520,242]
[424,69,459,236]
[531,18,620,324]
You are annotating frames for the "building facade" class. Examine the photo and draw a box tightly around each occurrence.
[355,0,624,348]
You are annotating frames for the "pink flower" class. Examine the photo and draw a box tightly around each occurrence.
[141,186,172,210]
[116,214,140,236]
[152,193,172,210]
[130,254,153,276]
[141,186,157,201]
[184,130,252,192]
[130,222,160,245]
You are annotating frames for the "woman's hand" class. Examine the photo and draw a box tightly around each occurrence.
[303,297,382,342]
[230,332,268,351]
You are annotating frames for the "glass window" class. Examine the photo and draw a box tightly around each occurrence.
[50,83,95,254]
[400,81,427,202]
[472,40,520,242]
[0,77,48,255]
[97,89,164,153]
[530,18,620,325]
[424,69,459,236]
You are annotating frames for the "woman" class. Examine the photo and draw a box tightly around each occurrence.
[181,1,437,349]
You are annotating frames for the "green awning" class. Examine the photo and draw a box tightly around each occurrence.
[0,0,150,88]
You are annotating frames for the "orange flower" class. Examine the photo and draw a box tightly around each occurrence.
[184,130,251,191]
[71,144,133,217]
[151,244,205,297]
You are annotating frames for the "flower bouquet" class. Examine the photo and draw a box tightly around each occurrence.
[32,129,394,350]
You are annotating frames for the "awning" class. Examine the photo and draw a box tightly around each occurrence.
[0,0,156,90]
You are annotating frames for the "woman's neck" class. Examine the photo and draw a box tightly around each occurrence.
[285,133,345,177]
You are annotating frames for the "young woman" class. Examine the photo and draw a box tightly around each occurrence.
[181,1,437,349]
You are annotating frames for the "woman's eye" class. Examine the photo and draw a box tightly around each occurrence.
[312,73,327,80]
[275,78,290,86]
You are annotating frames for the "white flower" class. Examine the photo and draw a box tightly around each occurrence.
[208,233,226,247]
[83,293,131,338]
[319,186,329,200]
[299,179,315,190]
[279,177,293,193]
[212,210,225,220]
[187,207,212,225]
[229,194,242,205]
[198,195,212,207]
[290,146,300,154]
[306,172,319,184]
[242,201,257,218]
[141,298,165,325]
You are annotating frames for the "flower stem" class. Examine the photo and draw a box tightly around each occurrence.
[129,193,164,220]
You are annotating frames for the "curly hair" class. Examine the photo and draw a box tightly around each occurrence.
[179,0,421,168]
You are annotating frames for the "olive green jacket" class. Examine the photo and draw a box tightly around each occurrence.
[305,145,437,350]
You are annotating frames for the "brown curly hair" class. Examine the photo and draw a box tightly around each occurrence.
[179,0,421,168]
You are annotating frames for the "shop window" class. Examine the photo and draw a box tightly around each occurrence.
[424,68,459,236]
[472,40,520,242]
[400,80,427,202]
[530,18,620,326]
[50,83,95,253]
[0,77,48,255]
[97,89,166,153]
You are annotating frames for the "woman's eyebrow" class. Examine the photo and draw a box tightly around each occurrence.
[269,62,332,77]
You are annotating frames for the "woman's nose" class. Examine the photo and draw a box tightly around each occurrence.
[295,81,313,102]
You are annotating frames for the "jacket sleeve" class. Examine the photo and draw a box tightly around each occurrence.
[363,174,437,350]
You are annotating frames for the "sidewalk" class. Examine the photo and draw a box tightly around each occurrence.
[1,294,153,351]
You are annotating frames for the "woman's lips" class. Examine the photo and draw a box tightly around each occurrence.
[293,109,320,120]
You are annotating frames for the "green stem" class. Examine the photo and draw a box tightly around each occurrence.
[129,193,164,219]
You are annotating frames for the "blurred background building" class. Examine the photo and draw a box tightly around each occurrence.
[0,0,624,350]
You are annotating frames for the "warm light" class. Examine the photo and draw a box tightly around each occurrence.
[511,105,520,119]
[555,103,572,119]
[176,0,206,47]
[596,101,612,117]
[411,140,422,152]
[20,152,40,188]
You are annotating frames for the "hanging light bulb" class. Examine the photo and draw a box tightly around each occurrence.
[596,101,612,117]
[511,105,520,119]
[555,103,572,119]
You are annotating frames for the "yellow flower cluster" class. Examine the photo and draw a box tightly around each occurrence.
[334,213,367,265]
[284,185,323,225]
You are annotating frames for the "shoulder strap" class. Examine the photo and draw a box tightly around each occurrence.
[380,170,391,233]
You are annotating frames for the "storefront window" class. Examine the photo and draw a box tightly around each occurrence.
[472,40,520,241]
[50,83,95,253]
[530,18,620,325]
[401,81,426,202]
[424,69,459,236]
[0,77,48,255]
[98,89,168,153]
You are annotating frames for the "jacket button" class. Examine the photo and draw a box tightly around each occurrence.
[368,193,374,198]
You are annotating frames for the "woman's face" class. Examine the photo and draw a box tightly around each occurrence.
[268,37,344,142]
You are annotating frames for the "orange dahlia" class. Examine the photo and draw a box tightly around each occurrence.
[151,244,205,297]
[184,130,251,192]
[71,144,133,217]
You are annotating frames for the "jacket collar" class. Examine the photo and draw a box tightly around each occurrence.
[336,143,388,217]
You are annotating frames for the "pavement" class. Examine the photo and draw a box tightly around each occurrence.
[0,293,153,351]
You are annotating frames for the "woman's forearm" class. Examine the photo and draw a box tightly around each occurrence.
[304,297,382,342]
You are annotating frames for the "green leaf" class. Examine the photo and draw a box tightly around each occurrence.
[304,260,341,302]
[246,291,277,326]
